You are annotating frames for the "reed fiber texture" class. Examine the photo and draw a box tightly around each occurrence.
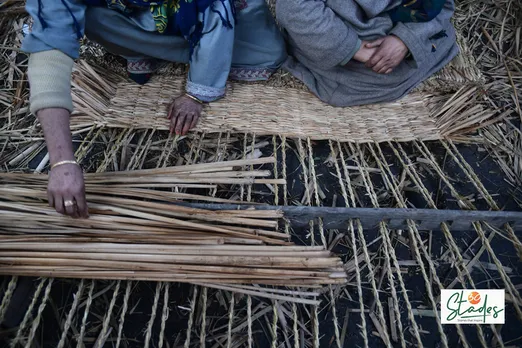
[70,60,495,143]
[0,157,346,302]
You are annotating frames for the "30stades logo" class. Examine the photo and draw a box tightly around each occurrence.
[441,289,505,324]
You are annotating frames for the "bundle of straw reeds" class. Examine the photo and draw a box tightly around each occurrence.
[0,157,346,303]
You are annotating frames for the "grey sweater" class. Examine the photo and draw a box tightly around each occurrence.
[276,0,459,106]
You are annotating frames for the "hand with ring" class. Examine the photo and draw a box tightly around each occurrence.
[48,161,89,218]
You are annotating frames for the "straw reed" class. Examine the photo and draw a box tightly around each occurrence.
[0,157,347,302]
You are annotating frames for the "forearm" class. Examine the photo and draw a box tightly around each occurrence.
[37,108,75,165]
[27,48,76,165]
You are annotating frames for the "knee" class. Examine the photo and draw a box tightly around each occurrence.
[275,0,299,29]
[84,7,119,41]
[84,7,105,40]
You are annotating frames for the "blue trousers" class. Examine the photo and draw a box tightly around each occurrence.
[85,0,287,101]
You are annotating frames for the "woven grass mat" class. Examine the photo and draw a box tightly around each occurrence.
[71,61,495,143]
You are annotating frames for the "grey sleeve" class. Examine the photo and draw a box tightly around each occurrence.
[389,0,455,65]
[276,0,361,69]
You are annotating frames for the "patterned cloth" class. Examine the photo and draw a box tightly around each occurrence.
[389,0,446,24]
[82,0,236,53]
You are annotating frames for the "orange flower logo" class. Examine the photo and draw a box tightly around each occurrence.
[468,291,481,305]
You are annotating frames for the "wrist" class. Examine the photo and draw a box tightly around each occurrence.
[184,93,205,105]
[50,152,76,166]
[36,107,70,118]
[51,160,80,171]
[46,137,75,166]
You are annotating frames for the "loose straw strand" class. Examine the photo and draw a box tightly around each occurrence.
[199,287,208,348]
[271,300,279,348]
[76,280,95,348]
[144,282,162,348]
[0,276,17,326]
[24,278,54,348]
[247,133,256,203]
[115,281,133,348]
[183,286,198,348]
[210,133,223,197]
[158,283,170,348]
[281,136,288,206]
[226,293,235,348]
[57,279,85,348]
[247,295,253,348]
[282,136,291,238]
[95,280,121,348]
[292,303,299,348]
[273,135,279,205]
[10,278,46,348]
[241,134,248,201]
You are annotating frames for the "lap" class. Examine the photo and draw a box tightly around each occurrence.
[85,2,286,72]
[283,55,421,107]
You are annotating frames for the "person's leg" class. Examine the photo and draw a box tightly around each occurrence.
[275,0,361,70]
[229,0,287,81]
[84,6,191,84]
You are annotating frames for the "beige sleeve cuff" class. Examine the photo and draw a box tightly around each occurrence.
[28,50,74,115]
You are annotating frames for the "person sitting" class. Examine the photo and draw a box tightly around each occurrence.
[23,0,286,218]
[275,0,458,106]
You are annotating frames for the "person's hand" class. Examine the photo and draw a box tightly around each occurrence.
[167,94,203,136]
[48,163,88,218]
[353,41,379,64]
[365,35,409,74]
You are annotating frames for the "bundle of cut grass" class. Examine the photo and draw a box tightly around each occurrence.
[0,157,346,303]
